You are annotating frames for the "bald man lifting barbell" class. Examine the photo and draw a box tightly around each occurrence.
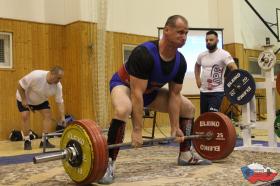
[100,15,212,184]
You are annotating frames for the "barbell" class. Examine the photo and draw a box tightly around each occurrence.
[33,112,236,185]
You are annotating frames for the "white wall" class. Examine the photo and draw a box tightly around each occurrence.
[0,0,45,23]
[237,0,280,49]
[106,0,220,37]
[1,0,279,49]
[79,0,97,22]
[0,0,96,24]
[217,0,235,43]
[214,0,280,49]
[44,0,66,24]
[106,0,280,48]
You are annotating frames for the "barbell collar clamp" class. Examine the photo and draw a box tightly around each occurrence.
[33,149,68,164]
[33,147,79,164]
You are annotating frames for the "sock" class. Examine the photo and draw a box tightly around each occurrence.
[179,117,194,152]
[41,135,48,142]
[57,122,64,126]
[24,135,30,141]
[107,119,126,161]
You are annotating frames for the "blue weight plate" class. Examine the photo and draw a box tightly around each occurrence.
[224,69,256,105]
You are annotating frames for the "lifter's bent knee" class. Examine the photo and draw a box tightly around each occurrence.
[180,100,195,118]
[114,105,131,121]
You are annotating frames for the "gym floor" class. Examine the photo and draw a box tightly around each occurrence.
[0,127,280,185]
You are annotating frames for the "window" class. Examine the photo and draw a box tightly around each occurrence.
[248,57,262,77]
[122,44,136,63]
[0,32,13,69]
[248,57,280,77]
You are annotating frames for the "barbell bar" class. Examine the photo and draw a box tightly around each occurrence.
[34,132,213,164]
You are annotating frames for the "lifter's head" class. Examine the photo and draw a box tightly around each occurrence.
[162,15,189,48]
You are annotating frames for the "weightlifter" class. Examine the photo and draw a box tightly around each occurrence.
[98,15,211,184]
[194,30,238,114]
[16,66,66,150]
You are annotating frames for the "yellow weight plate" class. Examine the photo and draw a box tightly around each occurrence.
[60,123,94,183]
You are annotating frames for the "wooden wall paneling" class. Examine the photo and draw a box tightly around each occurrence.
[48,25,64,66]
[60,21,98,124]
[104,32,115,128]
[223,43,244,69]
[62,22,82,121]
[45,24,64,131]
[0,19,33,139]
[234,43,244,69]
[79,22,97,120]
[223,44,236,56]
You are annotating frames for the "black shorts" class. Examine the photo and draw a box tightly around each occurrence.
[17,100,51,112]
[200,92,224,114]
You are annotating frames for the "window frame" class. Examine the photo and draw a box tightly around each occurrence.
[0,32,13,69]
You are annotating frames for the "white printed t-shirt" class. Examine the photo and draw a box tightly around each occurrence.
[196,48,234,93]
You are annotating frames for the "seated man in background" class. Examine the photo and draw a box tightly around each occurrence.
[16,66,66,150]
[98,15,211,185]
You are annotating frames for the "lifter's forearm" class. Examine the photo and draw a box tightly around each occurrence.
[131,91,144,131]
[168,92,181,131]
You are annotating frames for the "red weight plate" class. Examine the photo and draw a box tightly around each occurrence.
[74,120,108,185]
[217,112,237,158]
[192,112,236,160]
[276,72,280,95]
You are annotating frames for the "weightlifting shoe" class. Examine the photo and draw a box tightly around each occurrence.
[190,146,203,159]
[39,139,55,148]
[98,158,115,184]
[24,139,32,150]
[177,151,212,166]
